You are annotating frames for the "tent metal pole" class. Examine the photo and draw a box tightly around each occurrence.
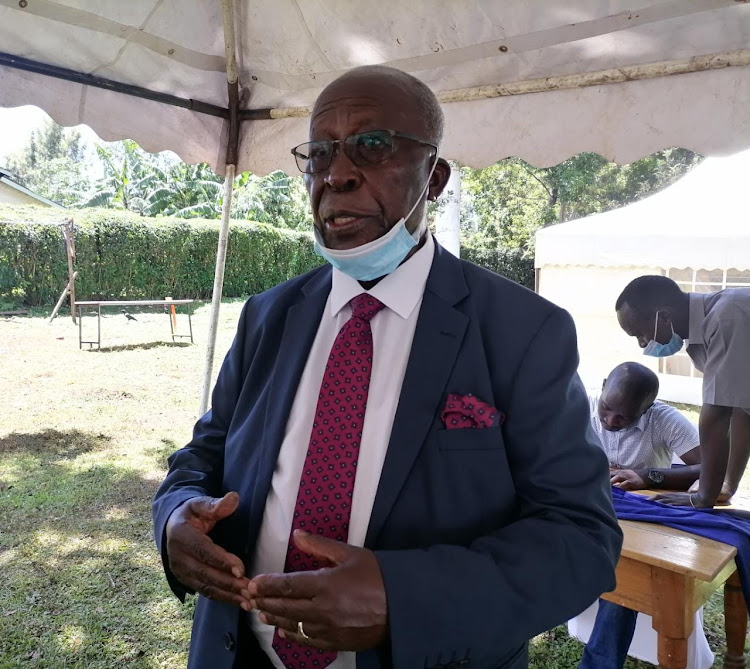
[0,51,228,119]
[198,0,240,417]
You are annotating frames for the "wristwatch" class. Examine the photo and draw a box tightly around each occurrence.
[647,468,666,486]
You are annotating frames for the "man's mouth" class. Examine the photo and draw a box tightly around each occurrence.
[323,212,372,230]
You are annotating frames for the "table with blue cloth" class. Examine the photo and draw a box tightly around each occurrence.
[604,488,749,669]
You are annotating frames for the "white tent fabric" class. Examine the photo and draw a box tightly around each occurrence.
[535,148,750,271]
[1,0,750,174]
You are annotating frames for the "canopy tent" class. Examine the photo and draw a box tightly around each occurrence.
[1,1,750,174]
[535,149,750,404]
[1,0,749,413]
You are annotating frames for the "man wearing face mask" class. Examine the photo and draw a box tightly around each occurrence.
[616,275,750,508]
[153,65,621,669]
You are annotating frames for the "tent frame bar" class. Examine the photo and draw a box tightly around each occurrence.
[0,51,229,119]
[238,48,750,120]
[5,47,748,125]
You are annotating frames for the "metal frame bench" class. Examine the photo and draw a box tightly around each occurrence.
[76,299,194,349]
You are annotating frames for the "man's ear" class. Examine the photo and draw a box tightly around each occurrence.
[428,158,451,201]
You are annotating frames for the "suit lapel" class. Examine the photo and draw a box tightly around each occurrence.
[365,245,469,546]
[247,270,331,537]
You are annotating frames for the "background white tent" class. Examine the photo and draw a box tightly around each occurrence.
[1,0,749,412]
[535,148,750,404]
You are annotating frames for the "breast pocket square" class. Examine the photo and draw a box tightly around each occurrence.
[441,393,504,429]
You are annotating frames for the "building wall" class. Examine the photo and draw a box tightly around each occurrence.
[538,265,702,405]
[0,181,49,206]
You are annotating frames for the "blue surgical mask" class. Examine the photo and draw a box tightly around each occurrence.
[643,311,684,357]
[313,154,439,281]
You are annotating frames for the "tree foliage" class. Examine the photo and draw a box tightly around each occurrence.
[4,118,702,258]
[460,149,702,254]
[4,120,91,207]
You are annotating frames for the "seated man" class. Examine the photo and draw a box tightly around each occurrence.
[594,362,700,491]
[579,362,707,669]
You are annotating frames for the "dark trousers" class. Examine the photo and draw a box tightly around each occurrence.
[578,600,638,669]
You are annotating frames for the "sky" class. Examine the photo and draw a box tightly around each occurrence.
[0,105,103,164]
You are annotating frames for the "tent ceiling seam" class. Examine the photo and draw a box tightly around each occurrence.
[89,0,165,76]
[291,0,334,70]
[0,0,225,72]
[243,0,740,90]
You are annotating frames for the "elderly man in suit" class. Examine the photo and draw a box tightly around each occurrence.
[153,65,622,669]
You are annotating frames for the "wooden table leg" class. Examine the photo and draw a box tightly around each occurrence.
[724,570,747,669]
[653,569,693,669]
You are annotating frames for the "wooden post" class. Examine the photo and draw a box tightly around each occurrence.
[62,220,77,324]
[49,271,78,323]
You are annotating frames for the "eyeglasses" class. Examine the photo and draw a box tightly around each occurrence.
[290,129,437,174]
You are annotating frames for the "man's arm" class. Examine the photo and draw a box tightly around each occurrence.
[152,299,254,599]
[610,447,700,491]
[611,404,703,492]
[656,404,732,507]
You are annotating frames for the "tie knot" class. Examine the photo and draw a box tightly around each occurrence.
[349,294,385,322]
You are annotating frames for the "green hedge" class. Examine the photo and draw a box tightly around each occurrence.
[0,205,534,306]
[0,206,323,306]
[461,245,534,289]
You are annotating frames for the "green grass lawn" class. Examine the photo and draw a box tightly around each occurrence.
[0,304,746,667]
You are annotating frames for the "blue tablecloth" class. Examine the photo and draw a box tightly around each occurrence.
[612,487,750,613]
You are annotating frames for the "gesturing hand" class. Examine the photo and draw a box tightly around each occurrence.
[610,468,647,490]
[249,530,387,652]
[165,491,251,608]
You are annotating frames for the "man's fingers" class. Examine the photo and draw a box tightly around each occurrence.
[292,530,352,565]
[173,526,246,578]
[254,596,319,622]
[189,492,240,523]
[250,570,323,599]
[276,625,337,651]
[172,553,250,608]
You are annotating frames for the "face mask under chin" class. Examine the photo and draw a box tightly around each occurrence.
[642,312,684,357]
[313,153,439,281]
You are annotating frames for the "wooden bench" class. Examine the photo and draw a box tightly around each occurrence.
[76,299,194,349]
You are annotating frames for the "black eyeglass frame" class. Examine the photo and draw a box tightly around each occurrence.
[290,129,438,174]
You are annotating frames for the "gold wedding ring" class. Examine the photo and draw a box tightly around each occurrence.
[297,621,310,639]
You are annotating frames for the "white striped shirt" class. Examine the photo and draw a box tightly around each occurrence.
[588,396,699,469]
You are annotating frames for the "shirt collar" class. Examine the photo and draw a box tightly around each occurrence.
[635,404,652,432]
[688,293,706,344]
[329,231,435,319]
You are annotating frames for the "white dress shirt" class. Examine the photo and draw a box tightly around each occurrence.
[250,232,436,669]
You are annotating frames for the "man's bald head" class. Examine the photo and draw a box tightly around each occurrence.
[598,362,659,431]
[312,65,444,146]
[605,363,659,406]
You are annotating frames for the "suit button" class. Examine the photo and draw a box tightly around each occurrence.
[224,632,235,651]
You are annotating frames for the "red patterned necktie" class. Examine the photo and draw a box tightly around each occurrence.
[272,293,386,669]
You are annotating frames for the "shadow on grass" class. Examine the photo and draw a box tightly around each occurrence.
[0,429,191,667]
[0,429,110,458]
[92,341,192,353]
[143,438,182,470]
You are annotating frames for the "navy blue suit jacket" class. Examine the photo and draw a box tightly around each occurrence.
[153,243,622,669]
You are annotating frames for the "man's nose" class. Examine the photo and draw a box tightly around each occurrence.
[602,414,619,430]
[638,337,648,348]
[323,146,361,191]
